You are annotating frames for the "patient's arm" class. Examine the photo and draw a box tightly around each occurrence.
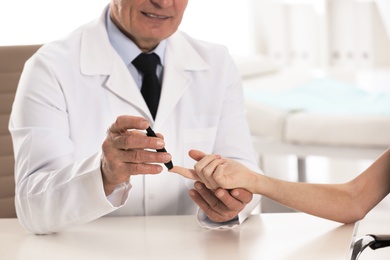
[171,148,390,224]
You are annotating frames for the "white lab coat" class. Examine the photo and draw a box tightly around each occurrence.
[9,7,261,234]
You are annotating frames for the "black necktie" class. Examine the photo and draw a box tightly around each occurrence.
[132,53,161,120]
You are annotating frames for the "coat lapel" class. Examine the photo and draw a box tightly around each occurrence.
[154,32,210,128]
[78,8,150,119]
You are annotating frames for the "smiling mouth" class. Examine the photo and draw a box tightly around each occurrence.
[142,12,170,19]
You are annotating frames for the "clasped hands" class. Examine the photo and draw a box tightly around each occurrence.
[101,115,253,223]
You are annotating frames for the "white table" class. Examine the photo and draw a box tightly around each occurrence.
[352,196,390,259]
[0,213,355,260]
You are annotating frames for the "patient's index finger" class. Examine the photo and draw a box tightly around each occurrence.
[169,166,198,180]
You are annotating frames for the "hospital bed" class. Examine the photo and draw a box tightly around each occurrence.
[234,55,390,182]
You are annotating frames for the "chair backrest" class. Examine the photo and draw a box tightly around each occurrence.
[0,45,41,218]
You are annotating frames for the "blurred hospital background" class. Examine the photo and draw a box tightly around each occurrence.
[2,0,390,214]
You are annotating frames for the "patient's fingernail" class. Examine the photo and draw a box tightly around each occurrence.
[189,190,196,196]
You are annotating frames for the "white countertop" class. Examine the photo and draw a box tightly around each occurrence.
[0,212,355,260]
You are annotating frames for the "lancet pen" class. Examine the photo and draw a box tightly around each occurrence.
[146,127,173,170]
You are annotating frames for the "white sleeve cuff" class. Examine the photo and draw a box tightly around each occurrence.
[196,194,261,229]
[106,181,132,207]
[196,210,240,230]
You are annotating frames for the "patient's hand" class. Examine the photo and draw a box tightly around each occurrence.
[169,166,201,181]
[169,149,258,192]
[169,150,254,223]
[169,150,221,187]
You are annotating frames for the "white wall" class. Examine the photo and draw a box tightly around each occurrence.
[376,0,390,40]
[0,0,109,45]
[0,0,255,55]
[252,0,390,69]
[2,0,389,65]
[179,0,256,55]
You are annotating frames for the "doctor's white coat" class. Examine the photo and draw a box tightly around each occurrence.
[9,7,261,234]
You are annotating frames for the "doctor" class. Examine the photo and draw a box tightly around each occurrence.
[9,0,261,234]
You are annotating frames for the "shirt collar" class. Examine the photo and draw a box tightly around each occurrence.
[106,8,166,66]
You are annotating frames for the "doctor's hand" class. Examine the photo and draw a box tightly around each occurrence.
[191,181,253,223]
[101,115,172,195]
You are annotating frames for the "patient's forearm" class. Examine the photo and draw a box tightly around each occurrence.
[250,148,390,223]
[253,174,363,223]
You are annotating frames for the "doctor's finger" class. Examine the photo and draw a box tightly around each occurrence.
[190,184,238,222]
[106,162,164,180]
[109,115,149,134]
[111,131,166,150]
[214,188,249,212]
[229,188,253,204]
[192,182,226,213]
[120,149,172,164]
[103,141,171,165]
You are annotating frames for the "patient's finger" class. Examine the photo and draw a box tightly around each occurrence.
[188,149,207,161]
[169,166,200,181]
